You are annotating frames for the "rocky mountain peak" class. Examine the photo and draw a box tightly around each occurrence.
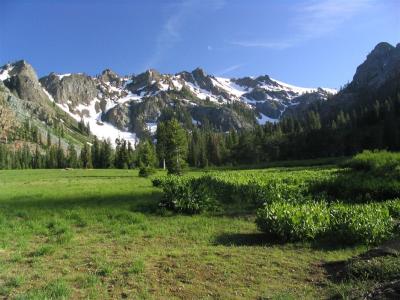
[192,67,207,78]
[8,60,38,81]
[144,69,161,79]
[99,69,119,82]
[40,72,98,107]
[369,42,395,57]
[352,42,400,89]
[255,75,278,87]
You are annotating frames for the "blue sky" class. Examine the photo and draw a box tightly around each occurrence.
[1,0,399,88]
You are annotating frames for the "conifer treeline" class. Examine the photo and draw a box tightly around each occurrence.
[0,137,135,170]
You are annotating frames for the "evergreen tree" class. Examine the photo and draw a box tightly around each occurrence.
[67,143,78,168]
[80,143,92,168]
[137,139,157,177]
[162,119,188,175]
[156,122,167,169]
[101,139,113,168]
[91,136,101,168]
[56,138,65,168]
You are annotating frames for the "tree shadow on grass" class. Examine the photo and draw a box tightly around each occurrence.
[0,191,163,215]
[214,232,366,251]
[214,232,284,246]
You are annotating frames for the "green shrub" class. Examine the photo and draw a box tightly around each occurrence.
[327,203,394,245]
[383,198,400,218]
[154,169,329,214]
[256,202,330,242]
[313,151,400,202]
[157,175,218,214]
[344,150,400,176]
[256,202,394,245]
[139,166,155,177]
[312,170,400,202]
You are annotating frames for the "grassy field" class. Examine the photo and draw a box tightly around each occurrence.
[0,169,367,299]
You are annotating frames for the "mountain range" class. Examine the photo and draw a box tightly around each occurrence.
[0,41,399,150]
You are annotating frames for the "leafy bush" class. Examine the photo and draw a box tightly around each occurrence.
[157,175,219,214]
[328,203,394,245]
[344,150,400,176]
[139,166,155,177]
[154,169,331,214]
[383,198,400,218]
[256,202,394,245]
[256,201,330,242]
[313,171,400,202]
[312,151,400,202]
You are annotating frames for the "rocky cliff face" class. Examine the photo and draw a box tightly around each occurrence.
[0,63,91,150]
[352,42,400,90]
[40,73,98,108]
[1,60,57,123]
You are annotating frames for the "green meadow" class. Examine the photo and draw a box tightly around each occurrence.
[0,168,369,299]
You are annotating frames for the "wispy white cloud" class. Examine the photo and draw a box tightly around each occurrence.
[145,0,225,69]
[293,0,374,40]
[216,64,243,76]
[230,0,374,49]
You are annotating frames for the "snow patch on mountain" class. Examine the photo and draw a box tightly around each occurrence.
[56,73,72,80]
[0,65,14,81]
[257,113,279,125]
[185,82,222,103]
[213,77,249,98]
[271,78,337,95]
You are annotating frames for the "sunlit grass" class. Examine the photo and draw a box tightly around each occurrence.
[0,169,364,299]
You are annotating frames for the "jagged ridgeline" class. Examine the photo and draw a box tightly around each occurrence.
[0,61,91,152]
[0,59,336,150]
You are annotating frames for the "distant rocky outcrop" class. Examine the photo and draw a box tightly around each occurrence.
[351,42,400,90]
[40,73,98,108]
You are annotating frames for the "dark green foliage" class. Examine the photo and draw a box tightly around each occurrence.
[327,203,394,245]
[154,170,325,214]
[156,175,219,214]
[80,143,92,169]
[344,150,400,176]
[137,139,156,177]
[156,119,188,174]
[384,198,400,218]
[256,202,394,245]
[313,151,400,202]
[114,138,134,169]
[136,138,156,177]
[256,202,330,242]
[67,143,78,168]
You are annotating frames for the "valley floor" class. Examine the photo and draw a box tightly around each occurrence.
[0,169,365,299]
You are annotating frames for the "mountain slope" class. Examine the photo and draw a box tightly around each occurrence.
[0,61,92,151]
[36,65,335,141]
